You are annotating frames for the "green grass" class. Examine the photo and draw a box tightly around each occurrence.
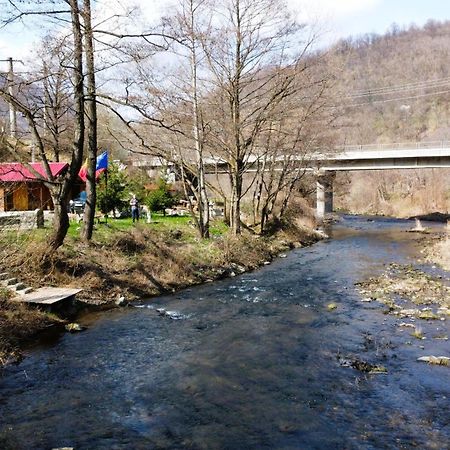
[0,227,48,247]
[210,220,229,236]
[67,216,137,239]
[66,213,228,243]
[148,214,193,229]
[1,213,229,250]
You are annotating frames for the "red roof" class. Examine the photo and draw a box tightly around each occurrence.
[0,162,69,182]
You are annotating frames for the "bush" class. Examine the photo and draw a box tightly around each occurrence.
[145,179,178,214]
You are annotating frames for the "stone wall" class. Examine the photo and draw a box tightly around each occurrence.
[0,209,45,230]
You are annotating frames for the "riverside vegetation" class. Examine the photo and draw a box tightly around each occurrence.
[0,212,322,365]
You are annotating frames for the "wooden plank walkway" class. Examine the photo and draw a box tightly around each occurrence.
[14,288,83,305]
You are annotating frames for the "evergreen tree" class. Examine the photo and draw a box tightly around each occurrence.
[97,162,128,217]
[145,179,177,215]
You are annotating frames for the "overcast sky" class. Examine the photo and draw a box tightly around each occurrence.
[1,0,450,67]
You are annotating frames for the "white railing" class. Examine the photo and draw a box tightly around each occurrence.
[336,141,450,152]
[129,141,450,168]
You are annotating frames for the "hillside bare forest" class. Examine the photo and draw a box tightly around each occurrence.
[332,20,450,216]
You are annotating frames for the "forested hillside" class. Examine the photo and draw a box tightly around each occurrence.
[332,20,450,216]
[334,20,450,143]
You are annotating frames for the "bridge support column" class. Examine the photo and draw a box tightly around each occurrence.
[316,172,335,220]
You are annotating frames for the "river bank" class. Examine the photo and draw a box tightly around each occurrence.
[425,233,450,270]
[0,218,323,365]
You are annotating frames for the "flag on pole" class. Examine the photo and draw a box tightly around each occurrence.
[95,151,108,179]
[78,151,108,182]
[78,158,89,182]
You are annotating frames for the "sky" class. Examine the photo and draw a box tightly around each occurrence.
[323,0,450,40]
[1,0,450,66]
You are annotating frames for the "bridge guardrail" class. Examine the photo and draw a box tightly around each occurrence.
[130,141,450,167]
[337,141,450,152]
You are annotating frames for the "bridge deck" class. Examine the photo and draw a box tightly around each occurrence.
[314,144,450,171]
[322,147,450,161]
[132,141,450,172]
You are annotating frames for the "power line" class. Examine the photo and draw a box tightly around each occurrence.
[348,82,450,98]
[347,77,450,99]
[345,88,450,107]
[350,75,450,95]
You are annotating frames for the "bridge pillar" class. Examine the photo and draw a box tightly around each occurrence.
[316,172,335,220]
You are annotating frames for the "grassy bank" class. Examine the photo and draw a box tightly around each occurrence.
[0,214,321,364]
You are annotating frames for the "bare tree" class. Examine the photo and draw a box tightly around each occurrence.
[80,0,98,241]
[156,0,212,237]
[250,60,335,232]
[0,0,85,253]
[201,0,316,234]
[89,0,216,238]
[38,36,74,163]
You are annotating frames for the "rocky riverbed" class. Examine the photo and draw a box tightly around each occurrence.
[355,263,450,356]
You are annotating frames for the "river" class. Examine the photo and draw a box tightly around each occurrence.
[1,216,449,449]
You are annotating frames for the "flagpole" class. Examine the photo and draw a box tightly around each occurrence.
[105,166,108,224]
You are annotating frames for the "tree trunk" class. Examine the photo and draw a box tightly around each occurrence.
[45,0,85,252]
[229,1,243,235]
[189,0,209,238]
[81,0,97,241]
[230,167,242,234]
[48,195,70,252]
[260,204,268,235]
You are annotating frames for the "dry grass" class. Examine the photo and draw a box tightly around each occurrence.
[0,289,62,364]
[336,169,450,218]
[428,236,450,270]
[1,218,320,306]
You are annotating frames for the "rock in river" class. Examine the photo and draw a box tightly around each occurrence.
[65,323,86,333]
[156,308,188,320]
[417,356,450,366]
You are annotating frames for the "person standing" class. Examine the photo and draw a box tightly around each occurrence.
[130,194,139,223]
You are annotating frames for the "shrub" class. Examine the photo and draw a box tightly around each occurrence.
[145,179,178,214]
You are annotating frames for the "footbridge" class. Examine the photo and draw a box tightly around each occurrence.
[314,142,450,219]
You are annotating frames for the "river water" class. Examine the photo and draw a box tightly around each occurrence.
[1,216,449,449]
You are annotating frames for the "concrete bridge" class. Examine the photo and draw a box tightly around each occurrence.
[131,141,450,220]
[315,142,450,219]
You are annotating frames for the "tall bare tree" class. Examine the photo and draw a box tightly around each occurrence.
[157,0,212,237]
[80,0,98,241]
[201,0,315,234]
[0,0,86,252]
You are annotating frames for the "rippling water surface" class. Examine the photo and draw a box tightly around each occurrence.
[1,216,449,449]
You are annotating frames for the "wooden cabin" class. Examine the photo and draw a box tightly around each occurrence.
[0,162,69,212]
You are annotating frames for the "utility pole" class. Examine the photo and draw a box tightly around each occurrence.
[0,57,21,139]
[7,57,16,138]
